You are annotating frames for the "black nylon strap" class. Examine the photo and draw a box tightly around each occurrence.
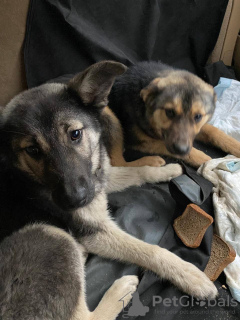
[169,163,213,209]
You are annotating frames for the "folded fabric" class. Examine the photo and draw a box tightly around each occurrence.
[210,78,240,141]
[198,155,240,302]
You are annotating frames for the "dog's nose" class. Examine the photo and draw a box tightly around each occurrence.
[52,182,88,210]
[63,185,88,208]
[172,143,190,155]
[77,186,88,205]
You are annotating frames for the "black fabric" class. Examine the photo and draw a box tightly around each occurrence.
[169,164,214,207]
[25,0,228,88]
[23,0,240,318]
[204,61,237,87]
[85,147,240,320]
[169,164,214,280]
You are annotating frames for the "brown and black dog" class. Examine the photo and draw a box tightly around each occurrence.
[108,61,240,168]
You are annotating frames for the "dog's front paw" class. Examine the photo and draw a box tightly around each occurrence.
[103,275,139,309]
[138,156,166,167]
[141,163,183,183]
[163,163,183,180]
[174,261,218,300]
[92,275,139,319]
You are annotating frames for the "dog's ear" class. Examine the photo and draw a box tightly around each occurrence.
[140,85,153,103]
[68,61,127,108]
[140,79,160,103]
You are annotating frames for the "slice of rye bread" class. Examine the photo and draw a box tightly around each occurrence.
[204,234,236,281]
[173,204,213,248]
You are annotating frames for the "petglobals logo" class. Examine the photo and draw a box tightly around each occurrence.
[152,295,238,308]
[120,291,150,318]
[119,291,238,318]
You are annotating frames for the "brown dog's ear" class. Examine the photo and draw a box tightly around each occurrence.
[68,61,127,108]
[140,78,160,103]
[140,85,152,103]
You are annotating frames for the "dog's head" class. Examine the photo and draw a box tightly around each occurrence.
[0,61,126,211]
[140,70,216,155]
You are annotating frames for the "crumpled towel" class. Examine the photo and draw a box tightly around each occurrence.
[210,78,240,141]
[198,155,240,302]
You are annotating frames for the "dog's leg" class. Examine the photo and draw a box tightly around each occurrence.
[0,223,136,320]
[106,163,183,193]
[72,276,138,320]
[0,224,92,320]
[80,220,218,300]
[137,139,211,168]
[105,107,166,167]
[196,123,240,157]
[87,276,139,320]
[181,147,212,168]
[43,228,138,320]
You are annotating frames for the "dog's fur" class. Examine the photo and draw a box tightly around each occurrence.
[108,61,240,167]
[0,61,217,320]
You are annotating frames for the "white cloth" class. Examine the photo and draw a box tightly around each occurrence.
[198,155,240,302]
[210,78,240,142]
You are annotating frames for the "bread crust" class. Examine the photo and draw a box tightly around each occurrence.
[204,234,236,281]
[173,203,213,248]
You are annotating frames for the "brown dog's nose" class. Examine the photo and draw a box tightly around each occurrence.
[172,143,190,155]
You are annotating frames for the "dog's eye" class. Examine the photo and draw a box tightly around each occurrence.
[70,129,82,141]
[165,109,175,119]
[25,146,39,156]
[194,114,202,123]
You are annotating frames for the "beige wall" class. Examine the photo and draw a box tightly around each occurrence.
[234,35,240,79]
[221,0,240,66]
[0,0,30,106]
[209,0,240,67]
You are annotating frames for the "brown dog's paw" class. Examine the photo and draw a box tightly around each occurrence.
[139,156,166,167]
[140,163,182,183]
[183,150,212,168]
[114,156,166,167]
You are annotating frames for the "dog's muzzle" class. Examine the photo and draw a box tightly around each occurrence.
[52,177,94,211]
[171,143,190,156]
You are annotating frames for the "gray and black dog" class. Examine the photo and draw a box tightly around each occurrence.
[0,61,217,320]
